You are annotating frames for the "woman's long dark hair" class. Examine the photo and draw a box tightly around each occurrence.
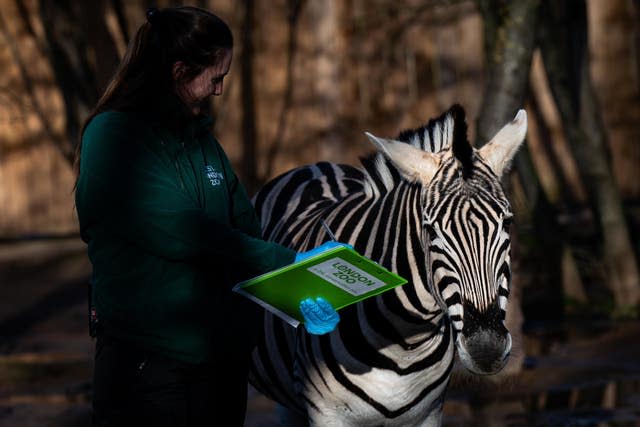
[74,6,233,177]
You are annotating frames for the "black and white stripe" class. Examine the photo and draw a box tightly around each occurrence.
[249,105,527,426]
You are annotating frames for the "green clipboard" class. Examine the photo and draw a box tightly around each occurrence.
[233,246,408,327]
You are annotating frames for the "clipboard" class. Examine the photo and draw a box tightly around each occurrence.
[233,246,408,327]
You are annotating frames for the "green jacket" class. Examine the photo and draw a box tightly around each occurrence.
[75,111,296,363]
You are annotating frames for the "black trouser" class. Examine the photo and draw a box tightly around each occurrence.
[92,333,250,427]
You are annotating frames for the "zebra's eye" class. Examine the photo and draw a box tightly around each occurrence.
[502,215,513,230]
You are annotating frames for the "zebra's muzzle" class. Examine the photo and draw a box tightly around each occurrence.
[454,299,512,375]
[456,328,511,375]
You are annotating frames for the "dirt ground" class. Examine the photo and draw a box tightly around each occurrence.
[1,238,639,426]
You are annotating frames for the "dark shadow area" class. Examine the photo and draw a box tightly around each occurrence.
[0,278,87,354]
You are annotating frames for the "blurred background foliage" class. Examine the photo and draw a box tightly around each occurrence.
[0,0,639,326]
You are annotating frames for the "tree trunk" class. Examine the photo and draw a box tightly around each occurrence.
[80,1,121,93]
[263,0,304,181]
[474,0,541,376]
[109,0,130,45]
[538,0,640,311]
[475,0,540,145]
[526,76,589,313]
[588,0,640,199]
[308,0,344,162]
[240,0,259,194]
[38,0,120,157]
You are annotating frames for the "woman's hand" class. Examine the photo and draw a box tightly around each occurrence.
[295,241,350,334]
[299,297,340,335]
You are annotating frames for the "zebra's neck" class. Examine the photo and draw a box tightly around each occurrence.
[324,179,444,332]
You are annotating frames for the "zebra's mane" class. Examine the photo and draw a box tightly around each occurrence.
[360,104,473,190]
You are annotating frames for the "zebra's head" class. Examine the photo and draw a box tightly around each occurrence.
[365,105,527,375]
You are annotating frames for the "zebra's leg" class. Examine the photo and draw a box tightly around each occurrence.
[277,403,309,427]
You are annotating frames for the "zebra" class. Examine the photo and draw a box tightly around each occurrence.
[249,104,527,426]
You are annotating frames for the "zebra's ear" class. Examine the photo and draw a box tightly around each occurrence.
[477,109,528,177]
[365,132,441,183]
